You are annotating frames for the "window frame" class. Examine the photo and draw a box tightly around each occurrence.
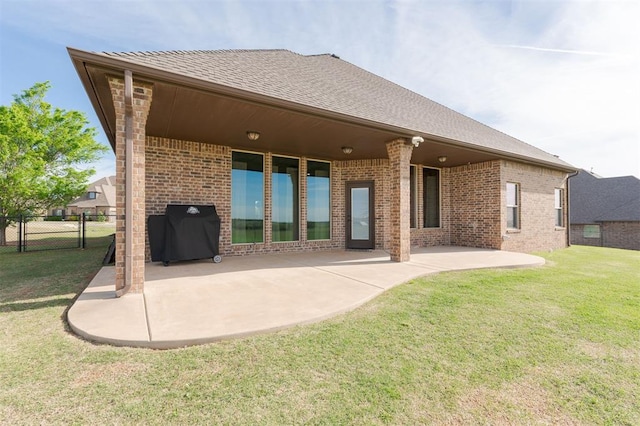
[506,182,520,230]
[422,166,441,229]
[271,154,301,243]
[306,159,332,241]
[231,150,265,245]
[554,188,564,227]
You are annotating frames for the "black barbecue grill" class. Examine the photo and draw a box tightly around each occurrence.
[148,204,221,266]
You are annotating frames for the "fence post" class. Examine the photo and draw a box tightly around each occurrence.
[17,215,23,252]
[81,213,86,249]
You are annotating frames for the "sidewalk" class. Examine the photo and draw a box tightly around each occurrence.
[67,246,544,349]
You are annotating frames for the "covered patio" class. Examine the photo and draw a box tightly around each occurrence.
[68,246,544,349]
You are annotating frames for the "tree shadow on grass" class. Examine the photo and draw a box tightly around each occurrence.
[0,297,74,312]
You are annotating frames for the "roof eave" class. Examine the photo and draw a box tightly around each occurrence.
[67,48,576,173]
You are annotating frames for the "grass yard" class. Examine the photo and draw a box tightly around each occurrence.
[1,245,638,424]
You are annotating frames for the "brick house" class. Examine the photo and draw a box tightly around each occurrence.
[63,175,116,220]
[68,48,575,295]
[569,169,640,250]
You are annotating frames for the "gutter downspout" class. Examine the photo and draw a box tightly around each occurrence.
[566,170,579,247]
[116,70,134,297]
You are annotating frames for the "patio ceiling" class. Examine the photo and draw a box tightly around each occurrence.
[75,55,530,169]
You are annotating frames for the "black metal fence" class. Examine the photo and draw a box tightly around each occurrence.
[0,214,116,253]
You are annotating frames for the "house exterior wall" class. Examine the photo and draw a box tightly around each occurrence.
[449,161,502,249]
[571,222,640,251]
[570,224,601,247]
[500,160,567,252]
[602,222,640,250]
[143,137,568,260]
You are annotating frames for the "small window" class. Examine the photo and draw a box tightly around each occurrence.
[506,182,520,229]
[554,188,564,227]
[88,191,97,199]
[583,225,601,239]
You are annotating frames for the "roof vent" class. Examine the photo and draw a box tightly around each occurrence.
[331,54,340,59]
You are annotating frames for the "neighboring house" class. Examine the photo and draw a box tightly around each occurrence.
[68,48,575,295]
[51,176,116,220]
[569,169,640,250]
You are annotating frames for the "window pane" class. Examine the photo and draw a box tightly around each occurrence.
[507,207,518,229]
[554,189,563,227]
[506,183,517,206]
[272,156,299,242]
[423,168,440,228]
[351,187,369,240]
[307,161,330,240]
[584,225,600,238]
[232,152,264,243]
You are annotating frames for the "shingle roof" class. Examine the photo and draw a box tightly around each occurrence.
[570,170,640,223]
[68,176,116,209]
[99,49,572,169]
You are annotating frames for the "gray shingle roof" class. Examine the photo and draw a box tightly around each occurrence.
[99,49,572,169]
[570,170,640,223]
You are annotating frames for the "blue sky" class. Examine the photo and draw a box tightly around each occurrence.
[1,0,638,179]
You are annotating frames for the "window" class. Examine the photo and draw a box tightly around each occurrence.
[423,167,440,228]
[583,224,601,239]
[307,160,331,240]
[506,182,519,229]
[272,156,299,242]
[410,165,417,228]
[554,188,564,227]
[232,151,264,243]
[88,191,97,199]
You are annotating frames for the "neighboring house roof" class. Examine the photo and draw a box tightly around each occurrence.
[570,170,640,223]
[68,176,116,209]
[69,48,575,171]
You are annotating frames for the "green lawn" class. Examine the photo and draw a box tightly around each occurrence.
[1,245,638,424]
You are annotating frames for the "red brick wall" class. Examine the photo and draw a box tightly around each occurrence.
[448,161,503,249]
[144,137,569,258]
[500,161,567,252]
[110,77,152,293]
[333,158,390,250]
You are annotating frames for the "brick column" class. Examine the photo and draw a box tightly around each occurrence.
[386,139,413,262]
[108,76,153,294]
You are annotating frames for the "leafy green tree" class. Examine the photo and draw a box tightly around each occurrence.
[0,82,107,245]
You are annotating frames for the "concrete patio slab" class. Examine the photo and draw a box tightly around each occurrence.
[67,246,544,349]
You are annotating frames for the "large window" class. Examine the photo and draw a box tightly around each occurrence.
[554,188,564,227]
[307,160,331,240]
[232,152,264,243]
[506,182,520,229]
[272,156,299,242]
[423,167,440,228]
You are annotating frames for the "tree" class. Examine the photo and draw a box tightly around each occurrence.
[0,82,107,245]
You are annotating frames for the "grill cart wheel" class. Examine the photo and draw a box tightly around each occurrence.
[213,255,222,263]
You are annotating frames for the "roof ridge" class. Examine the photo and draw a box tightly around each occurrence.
[102,48,293,58]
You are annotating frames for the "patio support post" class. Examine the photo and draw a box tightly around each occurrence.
[386,139,414,262]
[108,73,153,295]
